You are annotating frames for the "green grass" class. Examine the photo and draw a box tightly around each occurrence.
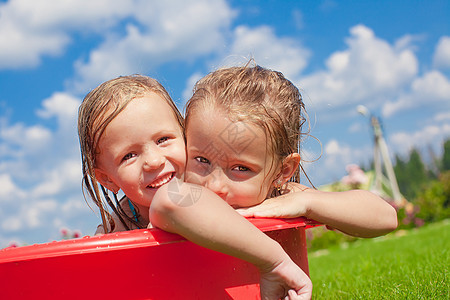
[308,220,449,299]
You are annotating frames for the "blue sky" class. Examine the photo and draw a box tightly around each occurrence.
[0,0,449,247]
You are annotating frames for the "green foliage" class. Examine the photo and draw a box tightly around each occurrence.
[306,226,357,252]
[311,140,450,252]
[395,202,423,230]
[415,171,450,223]
[442,139,450,171]
[394,148,431,200]
[309,220,450,299]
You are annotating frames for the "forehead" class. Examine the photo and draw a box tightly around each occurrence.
[100,93,181,140]
[187,108,271,161]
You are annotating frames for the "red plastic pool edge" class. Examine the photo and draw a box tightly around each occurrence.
[0,217,320,299]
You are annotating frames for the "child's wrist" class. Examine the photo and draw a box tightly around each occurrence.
[257,242,291,274]
[303,189,322,219]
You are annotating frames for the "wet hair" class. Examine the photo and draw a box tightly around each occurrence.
[78,75,184,233]
[185,64,312,196]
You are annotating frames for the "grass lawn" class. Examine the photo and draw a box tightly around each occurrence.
[308,219,449,299]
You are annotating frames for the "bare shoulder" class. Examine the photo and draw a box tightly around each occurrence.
[285,182,316,193]
[153,178,213,208]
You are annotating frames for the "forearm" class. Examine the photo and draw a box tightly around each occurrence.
[305,189,398,237]
[149,180,289,271]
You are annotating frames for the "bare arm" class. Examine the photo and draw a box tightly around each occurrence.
[149,178,312,300]
[237,184,398,238]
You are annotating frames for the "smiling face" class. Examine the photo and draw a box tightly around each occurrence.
[94,92,186,209]
[185,108,281,208]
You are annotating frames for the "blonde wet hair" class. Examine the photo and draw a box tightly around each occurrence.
[185,65,312,196]
[78,75,184,232]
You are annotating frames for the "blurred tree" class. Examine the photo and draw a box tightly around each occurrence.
[415,170,450,223]
[442,139,450,172]
[394,154,408,198]
[394,149,430,201]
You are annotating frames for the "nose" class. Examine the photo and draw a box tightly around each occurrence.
[204,168,228,200]
[143,150,166,171]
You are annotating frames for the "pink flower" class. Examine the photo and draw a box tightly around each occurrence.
[7,241,19,248]
[341,164,368,187]
[414,218,425,227]
[60,227,69,236]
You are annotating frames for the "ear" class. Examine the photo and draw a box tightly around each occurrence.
[94,168,120,194]
[275,153,301,185]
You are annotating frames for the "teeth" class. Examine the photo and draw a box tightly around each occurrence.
[148,173,174,188]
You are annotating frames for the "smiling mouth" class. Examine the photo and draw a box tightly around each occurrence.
[147,172,175,189]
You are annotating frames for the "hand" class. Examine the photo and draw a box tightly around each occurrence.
[259,258,312,300]
[284,289,312,300]
[236,192,310,219]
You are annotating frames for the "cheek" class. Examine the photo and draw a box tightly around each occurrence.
[169,144,187,169]
[116,167,139,184]
[262,176,276,198]
[254,173,277,200]
[184,163,207,186]
[232,182,265,204]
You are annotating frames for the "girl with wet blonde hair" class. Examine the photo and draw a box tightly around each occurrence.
[185,65,398,238]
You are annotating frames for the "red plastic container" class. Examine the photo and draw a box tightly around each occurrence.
[0,218,318,299]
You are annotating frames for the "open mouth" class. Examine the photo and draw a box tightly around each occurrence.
[147,172,175,189]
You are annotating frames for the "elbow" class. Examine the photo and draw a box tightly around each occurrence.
[361,200,398,238]
[386,203,399,232]
[374,203,398,236]
[368,192,399,235]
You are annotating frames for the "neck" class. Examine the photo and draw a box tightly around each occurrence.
[128,199,150,226]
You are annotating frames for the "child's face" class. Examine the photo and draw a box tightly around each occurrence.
[185,108,279,208]
[94,93,186,208]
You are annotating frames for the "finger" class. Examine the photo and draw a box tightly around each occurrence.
[235,208,254,217]
[286,289,299,300]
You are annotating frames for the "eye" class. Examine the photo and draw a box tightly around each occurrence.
[157,136,170,144]
[195,156,210,164]
[122,153,136,161]
[233,165,250,172]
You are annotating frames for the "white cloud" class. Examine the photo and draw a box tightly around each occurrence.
[382,95,413,118]
[70,0,235,92]
[433,36,450,69]
[0,0,134,69]
[0,123,52,154]
[0,90,95,245]
[348,122,363,133]
[382,70,450,117]
[435,112,450,122]
[33,159,82,197]
[227,25,310,80]
[313,139,370,183]
[37,92,81,122]
[299,24,418,110]
[0,0,234,73]
[411,70,450,99]
[292,9,304,30]
[389,123,450,156]
[0,173,25,200]
[0,16,69,69]
[2,217,22,232]
[1,91,81,183]
[26,199,59,228]
[325,139,342,155]
[394,34,423,53]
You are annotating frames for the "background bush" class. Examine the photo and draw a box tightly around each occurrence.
[308,139,450,251]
